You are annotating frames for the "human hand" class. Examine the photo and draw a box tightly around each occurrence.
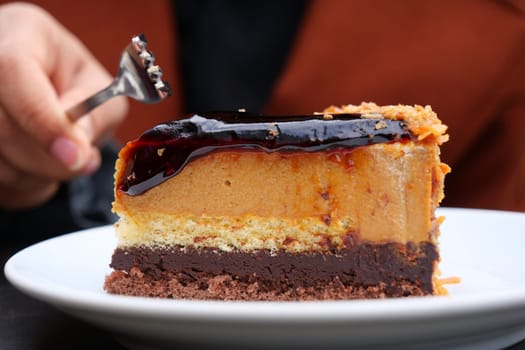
[0,3,128,210]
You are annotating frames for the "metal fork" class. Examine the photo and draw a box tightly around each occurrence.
[66,33,172,121]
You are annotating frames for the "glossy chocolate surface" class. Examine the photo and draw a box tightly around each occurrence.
[117,111,411,195]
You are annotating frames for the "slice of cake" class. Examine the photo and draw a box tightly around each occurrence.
[104,102,450,300]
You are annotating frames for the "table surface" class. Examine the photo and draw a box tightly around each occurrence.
[1,243,126,350]
[2,242,525,350]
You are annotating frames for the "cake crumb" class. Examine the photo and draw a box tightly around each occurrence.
[374,120,387,130]
[157,148,165,156]
[267,124,280,139]
[268,129,279,137]
[439,276,461,285]
[130,267,144,278]
[322,214,332,226]
[319,191,330,200]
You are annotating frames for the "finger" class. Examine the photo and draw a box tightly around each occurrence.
[0,154,55,191]
[58,60,128,146]
[0,156,60,210]
[0,106,98,180]
[0,57,92,174]
[0,154,20,188]
[0,181,59,210]
[47,24,128,146]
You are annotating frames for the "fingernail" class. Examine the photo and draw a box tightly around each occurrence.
[50,137,83,171]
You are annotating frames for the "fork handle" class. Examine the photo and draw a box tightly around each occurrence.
[66,84,119,121]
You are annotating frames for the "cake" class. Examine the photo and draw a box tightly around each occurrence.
[104,102,450,300]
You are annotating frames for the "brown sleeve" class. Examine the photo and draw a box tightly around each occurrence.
[266,0,525,211]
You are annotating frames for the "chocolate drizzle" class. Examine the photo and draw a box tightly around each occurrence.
[118,111,411,195]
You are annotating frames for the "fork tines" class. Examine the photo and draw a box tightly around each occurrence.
[131,33,172,97]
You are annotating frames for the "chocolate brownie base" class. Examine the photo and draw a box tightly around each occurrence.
[104,242,438,300]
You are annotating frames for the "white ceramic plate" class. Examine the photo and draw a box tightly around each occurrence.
[4,208,525,350]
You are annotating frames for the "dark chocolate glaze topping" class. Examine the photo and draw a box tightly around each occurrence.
[118,111,411,195]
